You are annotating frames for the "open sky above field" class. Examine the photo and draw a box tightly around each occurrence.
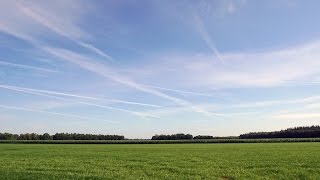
[0,0,320,138]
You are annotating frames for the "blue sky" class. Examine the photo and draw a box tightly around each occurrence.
[1,0,320,138]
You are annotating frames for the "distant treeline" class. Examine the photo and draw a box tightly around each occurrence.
[194,135,238,139]
[240,126,320,139]
[151,134,238,140]
[151,126,320,140]
[0,133,124,140]
[1,138,320,144]
[1,126,320,141]
[152,133,193,140]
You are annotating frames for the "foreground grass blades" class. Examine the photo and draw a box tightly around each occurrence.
[0,143,319,179]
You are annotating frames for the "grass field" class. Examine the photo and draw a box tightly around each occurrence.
[0,143,319,179]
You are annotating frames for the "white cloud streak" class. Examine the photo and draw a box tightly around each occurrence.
[0,1,221,105]
[0,104,118,124]
[0,1,224,118]
[17,3,114,62]
[77,42,115,62]
[0,84,162,108]
[137,83,218,97]
[231,96,320,109]
[43,47,222,117]
[0,1,113,61]
[0,60,59,73]
[44,48,185,105]
[192,14,225,64]
[0,85,161,119]
[128,40,320,89]
[141,100,261,118]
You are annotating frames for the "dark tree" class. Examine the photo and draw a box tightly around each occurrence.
[0,132,124,140]
[151,133,193,140]
[239,126,320,139]
[194,135,214,139]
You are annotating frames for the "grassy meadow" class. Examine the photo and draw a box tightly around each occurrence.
[0,143,319,179]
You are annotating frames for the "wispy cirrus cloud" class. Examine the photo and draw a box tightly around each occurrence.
[0,60,59,73]
[42,47,221,117]
[137,83,219,97]
[0,0,217,101]
[21,1,115,62]
[0,104,118,124]
[126,39,320,89]
[158,0,247,65]
[0,0,221,119]
[192,14,225,64]
[230,95,320,109]
[1,0,320,138]
[0,84,161,119]
[144,93,320,118]
[142,104,259,118]
[0,84,163,108]
[16,0,90,40]
[0,0,113,61]
[167,0,247,19]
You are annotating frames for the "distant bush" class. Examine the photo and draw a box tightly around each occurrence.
[240,126,320,139]
[52,133,124,140]
[0,133,124,140]
[194,135,214,139]
[151,133,193,140]
[193,135,239,139]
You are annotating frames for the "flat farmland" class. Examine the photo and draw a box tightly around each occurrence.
[0,143,319,179]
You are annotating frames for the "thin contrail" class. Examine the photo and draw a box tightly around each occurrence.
[75,101,160,119]
[0,60,59,73]
[19,5,114,62]
[0,85,161,119]
[0,104,118,124]
[78,42,115,62]
[0,84,162,108]
[137,83,219,97]
[15,3,213,116]
[193,14,225,65]
[43,48,225,117]
[16,3,219,117]
[44,48,192,106]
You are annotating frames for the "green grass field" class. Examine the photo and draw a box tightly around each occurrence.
[0,143,319,179]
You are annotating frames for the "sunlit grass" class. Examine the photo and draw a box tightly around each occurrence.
[0,143,319,179]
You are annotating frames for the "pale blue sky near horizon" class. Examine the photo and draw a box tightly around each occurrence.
[1,0,320,138]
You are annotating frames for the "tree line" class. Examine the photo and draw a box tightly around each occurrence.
[1,126,319,141]
[151,133,193,140]
[151,134,238,140]
[151,126,320,140]
[0,133,124,140]
[239,126,320,139]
